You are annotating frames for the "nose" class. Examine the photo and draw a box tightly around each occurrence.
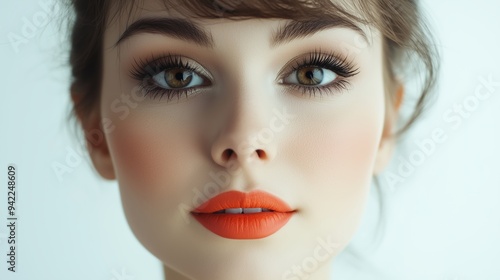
[211,133,276,168]
[210,97,278,169]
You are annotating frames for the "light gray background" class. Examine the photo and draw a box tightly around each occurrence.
[0,1,499,279]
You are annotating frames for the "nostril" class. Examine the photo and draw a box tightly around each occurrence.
[222,149,234,162]
[256,149,267,159]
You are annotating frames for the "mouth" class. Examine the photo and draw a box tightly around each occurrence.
[190,190,296,239]
[210,207,274,214]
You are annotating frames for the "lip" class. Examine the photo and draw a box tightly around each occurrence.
[190,190,295,239]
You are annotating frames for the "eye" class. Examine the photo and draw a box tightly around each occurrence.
[129,54,212,101]
[277,49,359,98]
[283,66,338,86]
[152,68,205,89]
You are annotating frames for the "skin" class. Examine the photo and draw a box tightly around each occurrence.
[72,1,403,279]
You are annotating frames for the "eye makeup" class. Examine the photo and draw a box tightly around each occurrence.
[278,48,359,97]
[128,48,359,102]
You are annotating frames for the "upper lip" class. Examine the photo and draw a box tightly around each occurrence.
[191,190,295,214]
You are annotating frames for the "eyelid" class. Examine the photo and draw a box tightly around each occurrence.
[276,49,358,82]
[130,50,355,84]
[128,49,359,101]
[129,53,213,82]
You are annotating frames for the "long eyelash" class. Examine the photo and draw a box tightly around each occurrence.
[284,49,359,98]
[129,49,358,101]
[129,53,206,101]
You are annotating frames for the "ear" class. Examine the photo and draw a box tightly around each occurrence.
[71,86,116,180]
[373,83,404,175]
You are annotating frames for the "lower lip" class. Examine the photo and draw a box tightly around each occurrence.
[191,212,294,239]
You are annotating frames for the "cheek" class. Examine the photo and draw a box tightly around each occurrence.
[331,112,384,180]
[285,90,385,239]
[104,111,206,248]
[106,113,198,197]
[290,100,384,188]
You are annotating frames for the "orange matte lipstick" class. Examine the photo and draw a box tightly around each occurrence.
[191,190,295,239]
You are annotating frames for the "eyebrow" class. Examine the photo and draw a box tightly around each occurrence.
[271,18,367,48]
[114,17,367,49]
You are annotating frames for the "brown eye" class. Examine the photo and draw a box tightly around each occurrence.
[165,68,193,88]
[297,67,323,85]
[152,68,203,89]
[284,66,337,86]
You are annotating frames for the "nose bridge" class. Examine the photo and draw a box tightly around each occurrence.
[210,65,280,168]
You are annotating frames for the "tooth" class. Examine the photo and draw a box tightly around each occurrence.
[243,208,262,214]
[224,208,243,214]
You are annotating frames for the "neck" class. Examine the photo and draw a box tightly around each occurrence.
[162,261,333,280]
[163,265,190,280]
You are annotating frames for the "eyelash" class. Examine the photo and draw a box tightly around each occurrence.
[280,49,359,97]
[129,49,359,101]
[129,54,208,101]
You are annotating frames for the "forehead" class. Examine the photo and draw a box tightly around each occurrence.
[106,0,373,29]
[105,0,377,49]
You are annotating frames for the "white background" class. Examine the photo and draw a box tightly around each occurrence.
[0,1,499,280]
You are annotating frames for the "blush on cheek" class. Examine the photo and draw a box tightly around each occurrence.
[293,112,382,186]
[107,122,189,195]
[341,121,381,162]
[335,109,385,181]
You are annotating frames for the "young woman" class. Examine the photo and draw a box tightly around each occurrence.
[67,0,438,279]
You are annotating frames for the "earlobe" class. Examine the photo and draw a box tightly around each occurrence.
[85,127,116,180]
[373,84,404,175]
[71,87,116,180]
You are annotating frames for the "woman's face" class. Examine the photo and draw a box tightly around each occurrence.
[89,1,395,279]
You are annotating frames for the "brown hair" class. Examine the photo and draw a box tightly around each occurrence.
[68,0,438,137]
